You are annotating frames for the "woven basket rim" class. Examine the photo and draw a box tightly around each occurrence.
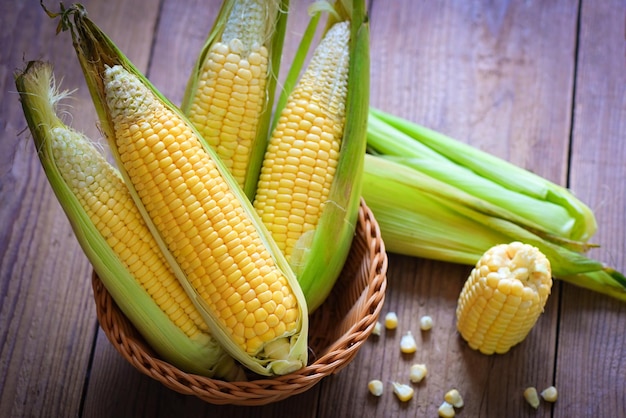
[92,198,388,406]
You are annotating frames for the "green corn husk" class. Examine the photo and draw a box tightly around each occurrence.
[15,60,244,379]
[48,3,309,376]
[265,0,370,312]
[363,108,626,302]
[181,0,289,199]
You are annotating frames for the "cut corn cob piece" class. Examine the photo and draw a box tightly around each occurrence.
[456,242,552,354]
[181,0,288,198]
[253,0,370,312]
[15,60,243,380]
[55,6,308,376]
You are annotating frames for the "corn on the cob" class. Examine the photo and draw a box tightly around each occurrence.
[181,0,288,198]
[55,5,308,376]
[254,20,350,258]
[456,242,552,354]
[15,60,244,380]
[363,109,626,302]
[253,0,370,312]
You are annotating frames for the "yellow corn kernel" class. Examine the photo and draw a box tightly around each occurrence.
[368,379,384,397]
[438,401,456,418]
[400,331,417,353]
[419,315,433,331]
[409,363,427,383]
[371,321,382,336]
[540,386,558,402]
[103,64,300,357]
[391,382,414,402]
[253,21,350,259]
[186,0,271,190]
[456,242,552,354]
[524,386,540,409]
[384,312,398,330]
[49,126,210,339]
[444,389,464,408]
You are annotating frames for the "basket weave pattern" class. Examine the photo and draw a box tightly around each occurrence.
[92,199,387,406]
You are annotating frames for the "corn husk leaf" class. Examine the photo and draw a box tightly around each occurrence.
[363,113,626,302]
[369,108,597,243]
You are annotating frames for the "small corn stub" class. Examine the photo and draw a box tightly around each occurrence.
[15,61,243,380]
[181,0,288,198]
[252,0,370,312]
[53,5,308,376]
[456,242,552,355]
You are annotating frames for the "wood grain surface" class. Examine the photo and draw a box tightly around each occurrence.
[1,0,624,417]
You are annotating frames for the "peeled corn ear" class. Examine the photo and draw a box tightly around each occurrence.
[15,60,244,380]
[52,4,308,376]
[253,0,370,312]
[181,0,289,198]
[456,242,552,354]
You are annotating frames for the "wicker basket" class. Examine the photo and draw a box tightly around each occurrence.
[91,199,387,406]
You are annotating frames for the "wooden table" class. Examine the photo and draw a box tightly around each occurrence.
[2,0,624,416]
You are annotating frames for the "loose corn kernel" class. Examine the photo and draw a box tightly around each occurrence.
[438,401,456,417]
[540,386,558,402]
[419,315,433,331]
[524,386,540,409]
[409,363,427,383]
[391,382,414,402]
[385,312,398,330]
[368,379,384,397]
[444,389,464,408]
[400,331,417,353]
[372,321,382,336]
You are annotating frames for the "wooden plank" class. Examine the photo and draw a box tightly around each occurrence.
[313,1,579,416]
[555,0,626,416]
[0,0,159,417]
